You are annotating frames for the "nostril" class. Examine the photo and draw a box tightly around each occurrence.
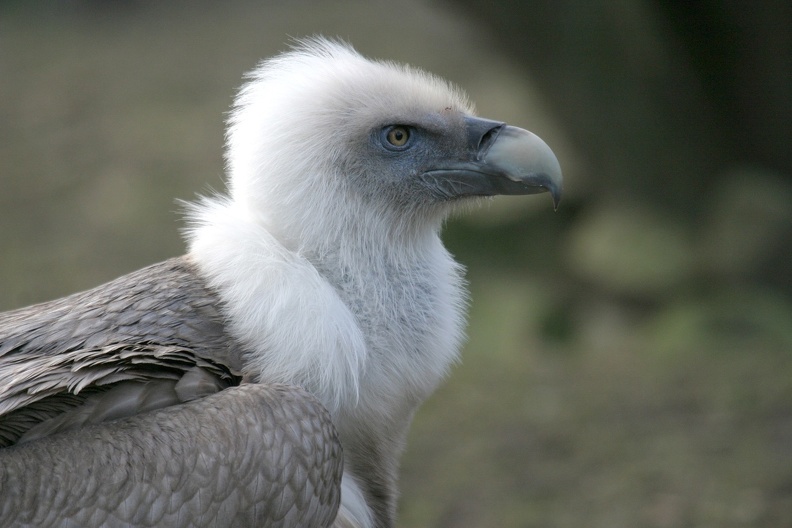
[479,125,502,150]
[476,125,503,159]
[464,116,506,158]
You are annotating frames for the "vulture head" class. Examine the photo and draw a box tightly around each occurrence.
[218,38,561,250]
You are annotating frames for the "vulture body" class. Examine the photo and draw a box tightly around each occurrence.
[0,39,561,527]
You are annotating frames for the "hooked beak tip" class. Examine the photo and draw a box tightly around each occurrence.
[484,124,563,207]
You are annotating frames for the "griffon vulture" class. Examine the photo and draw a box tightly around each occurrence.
[0,39,562,528]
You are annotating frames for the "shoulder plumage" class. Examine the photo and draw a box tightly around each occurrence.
[0,257,246,446]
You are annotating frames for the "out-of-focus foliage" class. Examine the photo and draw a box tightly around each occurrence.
[1,1,790,526]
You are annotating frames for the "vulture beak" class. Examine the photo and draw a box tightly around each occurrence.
[423,116,563,208]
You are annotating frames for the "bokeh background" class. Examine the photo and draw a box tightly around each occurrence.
[1,1,791,526]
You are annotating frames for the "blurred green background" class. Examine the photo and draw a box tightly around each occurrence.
[1,1,791,526]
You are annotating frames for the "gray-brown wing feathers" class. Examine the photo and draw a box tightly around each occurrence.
[0,384,343,528]
[0,256,241,363]
[0,256,345,527]
[0,256,246,446]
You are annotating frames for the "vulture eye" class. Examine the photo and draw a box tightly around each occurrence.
[382,125,412,150]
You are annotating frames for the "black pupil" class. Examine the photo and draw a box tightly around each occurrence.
[392,129,405,143]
